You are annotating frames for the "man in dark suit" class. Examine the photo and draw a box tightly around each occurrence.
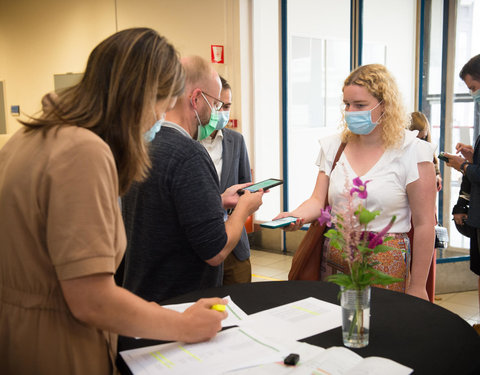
[200,76,253,284]
[444,54,480,334]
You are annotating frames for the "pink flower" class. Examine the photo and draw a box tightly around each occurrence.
[350,177,371,199]
[368,215,396,249]
[361,231,376,243]
[318,206,333,227]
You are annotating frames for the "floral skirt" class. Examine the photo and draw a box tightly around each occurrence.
[320,233,411,293]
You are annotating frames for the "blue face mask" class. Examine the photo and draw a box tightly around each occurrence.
[216,111,230,130]
[470,89,480,103]
[345,101,383,135]
[144,113,165,143]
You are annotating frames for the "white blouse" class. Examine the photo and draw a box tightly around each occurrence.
[315,130,436,232]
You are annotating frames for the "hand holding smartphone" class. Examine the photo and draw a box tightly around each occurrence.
[260,216,298,229]
[238,178,283,195]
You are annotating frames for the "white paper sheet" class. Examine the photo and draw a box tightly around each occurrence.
[343,355,413,375]
[229,346,412,375]
[120,327,289,375]
[238,297,342,341]
[228,341,326,374]
[162,295,249,328]
[125,296,410,375]
[291,347,412,375]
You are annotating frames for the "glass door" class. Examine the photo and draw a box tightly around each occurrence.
[286,0,351,212]
[448,0,480,250]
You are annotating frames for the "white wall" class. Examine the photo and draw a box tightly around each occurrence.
[0,0,116,134]
[0,0,248,139]
[363,0,417,111]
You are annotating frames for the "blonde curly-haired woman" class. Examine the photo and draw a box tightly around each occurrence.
[277,64,437,301]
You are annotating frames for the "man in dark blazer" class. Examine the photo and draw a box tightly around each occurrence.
[444,54,480,334]
[200,77,253,284]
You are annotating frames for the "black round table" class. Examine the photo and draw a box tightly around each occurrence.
[117,281,480,375]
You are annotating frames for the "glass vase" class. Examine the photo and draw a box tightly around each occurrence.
[340,286,370,348]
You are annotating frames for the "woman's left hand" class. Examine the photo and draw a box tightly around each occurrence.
[272,212,305,231]
[436,175,442,191]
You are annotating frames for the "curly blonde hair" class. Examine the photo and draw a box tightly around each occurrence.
[340,64,408,148]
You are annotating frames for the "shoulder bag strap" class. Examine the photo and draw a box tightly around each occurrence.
[325,142,346,206]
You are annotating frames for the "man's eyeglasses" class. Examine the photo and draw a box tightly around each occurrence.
[202,91,225,111]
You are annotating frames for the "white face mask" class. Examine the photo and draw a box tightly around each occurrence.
[144,113,165,143]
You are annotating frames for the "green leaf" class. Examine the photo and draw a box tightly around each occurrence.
[324,229,338,238]
[357,245,373,255]
[328,239,342,251]
[357,272,374,287]
[368,268,403,285]
[372,244,396,254]
[327,273,354,289]
[357,207,380,225]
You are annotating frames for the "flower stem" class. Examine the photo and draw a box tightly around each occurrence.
[348,290,364,341]
[348,307,358,339]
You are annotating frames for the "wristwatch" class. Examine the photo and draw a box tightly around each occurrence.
[460,161,470,174]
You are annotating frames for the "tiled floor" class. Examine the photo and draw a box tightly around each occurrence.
[250,249,480,326]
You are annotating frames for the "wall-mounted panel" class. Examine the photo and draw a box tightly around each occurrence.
[54,73,83,92]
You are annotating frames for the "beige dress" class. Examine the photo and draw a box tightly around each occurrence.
[0,126,126,374]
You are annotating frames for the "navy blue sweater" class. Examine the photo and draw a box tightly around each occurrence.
[121,125,227,302]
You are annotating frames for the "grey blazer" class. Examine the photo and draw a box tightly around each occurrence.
[220,128,252,261]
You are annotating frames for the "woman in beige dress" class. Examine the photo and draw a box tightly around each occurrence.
[0,28,226,375]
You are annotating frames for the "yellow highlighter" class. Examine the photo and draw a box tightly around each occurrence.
[211,304,226,312]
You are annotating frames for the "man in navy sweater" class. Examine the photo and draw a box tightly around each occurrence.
[120,56,263,303]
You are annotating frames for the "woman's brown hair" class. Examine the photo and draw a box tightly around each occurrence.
[409,111,431,142]
[22,28,185,195]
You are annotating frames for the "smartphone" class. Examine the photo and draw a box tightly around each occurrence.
[438,152,449,162]
[260,216,298,229]
[238,178,283,195]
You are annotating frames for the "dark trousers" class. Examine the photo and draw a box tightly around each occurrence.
[223,253,251,285]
